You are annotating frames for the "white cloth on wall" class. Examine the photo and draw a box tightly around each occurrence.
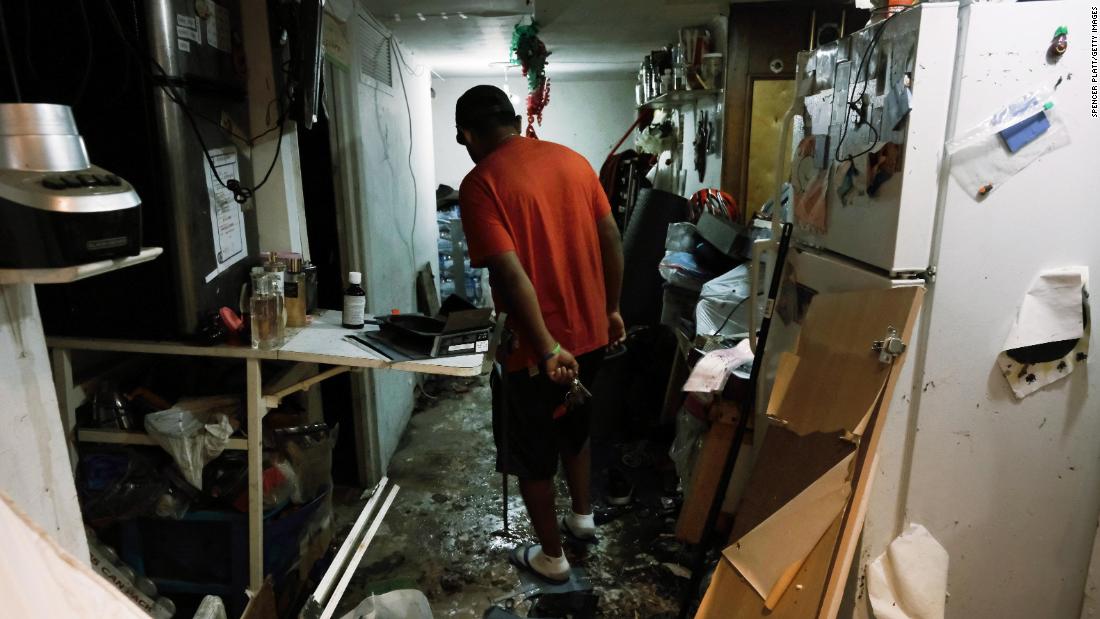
[867,523,949,619]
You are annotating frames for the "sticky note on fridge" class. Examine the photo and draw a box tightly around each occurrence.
[998,109,1051,153]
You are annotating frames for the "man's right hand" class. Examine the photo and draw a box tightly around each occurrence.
[544,348,579,385]
[607,311,626,348]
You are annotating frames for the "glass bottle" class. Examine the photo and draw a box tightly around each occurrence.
[343,271,366,328]
[285,256,307,328]
[263,252,287,345]
[250,272,279,350]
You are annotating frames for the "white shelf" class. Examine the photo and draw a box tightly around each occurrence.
[639,89,725,110]
[0,247,163,285]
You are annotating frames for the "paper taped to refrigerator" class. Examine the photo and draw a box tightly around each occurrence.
[997,267,1089,399]
[946,83,1070,199]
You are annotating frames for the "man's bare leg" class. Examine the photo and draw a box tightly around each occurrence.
[518,478,564,557]
[560,442,592,515]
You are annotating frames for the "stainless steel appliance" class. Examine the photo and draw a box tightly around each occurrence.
[0,104,141,268]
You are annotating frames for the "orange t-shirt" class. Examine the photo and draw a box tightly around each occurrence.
[459,137,611,372]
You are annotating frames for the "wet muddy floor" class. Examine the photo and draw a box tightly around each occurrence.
[332,376,692,618]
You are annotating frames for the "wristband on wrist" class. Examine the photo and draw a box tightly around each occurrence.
[540,343,561,364]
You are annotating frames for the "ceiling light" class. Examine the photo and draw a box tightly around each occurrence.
[393,13,400,21]
[441,12,448,19]
[458,12,468,19]
[416,12,425,21]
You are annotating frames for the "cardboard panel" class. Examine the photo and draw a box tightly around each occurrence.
[697,287,924,617]
[774,287,921,434]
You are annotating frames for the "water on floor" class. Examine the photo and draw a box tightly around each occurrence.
[332,376,692,618]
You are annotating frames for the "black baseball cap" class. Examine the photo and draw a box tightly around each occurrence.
[455,85,516,143]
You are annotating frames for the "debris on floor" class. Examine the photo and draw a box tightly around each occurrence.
[331,376,686,618]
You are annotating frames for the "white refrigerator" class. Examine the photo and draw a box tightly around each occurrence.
[759,2,1100,617]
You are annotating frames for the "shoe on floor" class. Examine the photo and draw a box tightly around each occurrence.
[509,544,571,584]
[561,511,598,544]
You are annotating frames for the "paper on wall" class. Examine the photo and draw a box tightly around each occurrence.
[866,523,949,619]
[683,339,754,393]
[206,2,230,52]
[203,147,248,283]
[723,453,854,600]
[997,267,1089,399]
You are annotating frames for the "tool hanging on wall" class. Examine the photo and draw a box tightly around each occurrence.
[694,110,713,182]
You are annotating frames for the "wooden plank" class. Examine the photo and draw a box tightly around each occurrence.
[697,287,924,618]
[676,401,740,544]
[0,248,162,285]
[263,365,350,409]
[50,347,78,472]
[245,358,265,594]
[76,428,247,451]
[46,337,280,360]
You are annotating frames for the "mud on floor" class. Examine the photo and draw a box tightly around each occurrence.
[331,376,691,618]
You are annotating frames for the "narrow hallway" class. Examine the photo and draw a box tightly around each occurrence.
[334,376,688,618]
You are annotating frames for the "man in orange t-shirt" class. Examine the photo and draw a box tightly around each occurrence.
[456,85,624,584]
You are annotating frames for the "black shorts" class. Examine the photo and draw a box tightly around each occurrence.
[491,349,605,480]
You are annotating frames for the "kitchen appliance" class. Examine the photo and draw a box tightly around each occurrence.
[753,3,1100,616]
[0,104,141,268]
[24,0,259,337]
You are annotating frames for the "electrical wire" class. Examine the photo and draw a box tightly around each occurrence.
[102,0,286,204]
[833,5,917,165]
[392,38,420,265]
[711,293,753,338]
[0,1,22,102]
[74,0,93,106]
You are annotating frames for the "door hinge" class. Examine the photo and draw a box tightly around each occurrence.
[872,325,907,363]
[923,265,937,284]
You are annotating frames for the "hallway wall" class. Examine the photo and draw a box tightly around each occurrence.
[431,74,638,190]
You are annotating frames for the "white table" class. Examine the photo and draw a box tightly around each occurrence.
[47,309,486,593]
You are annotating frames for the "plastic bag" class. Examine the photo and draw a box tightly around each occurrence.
[193,596,227,619]
[658,251,714,291]
[145,399,237,489]
[665,222,699,252]
[946,83,1070,199]
[695,264,762,338]
[339,590,433,619]
[669,410,709,492]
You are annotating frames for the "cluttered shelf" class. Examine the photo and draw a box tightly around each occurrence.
[47,310,486,378]
[76,427,249,451]
[0,247,163,285]
[639,89,724,110]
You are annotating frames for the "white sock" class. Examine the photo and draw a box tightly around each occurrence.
[566,511,596,538]
[530,545,570,579]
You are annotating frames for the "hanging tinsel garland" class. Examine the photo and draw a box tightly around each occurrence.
[510,21,551,138]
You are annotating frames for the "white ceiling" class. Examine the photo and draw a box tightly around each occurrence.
[360,0,728,79]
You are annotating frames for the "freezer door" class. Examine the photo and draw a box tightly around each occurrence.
[755,248,920,455]
[791,4,958,274]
